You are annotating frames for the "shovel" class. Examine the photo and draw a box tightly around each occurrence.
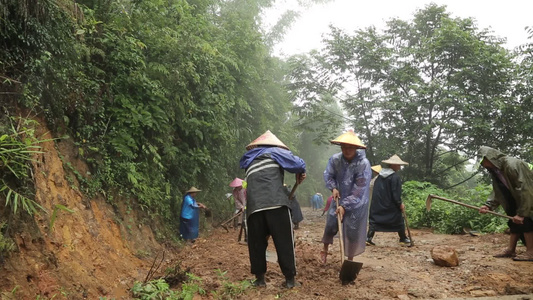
[426,194,512,220]
[335,197,363,285]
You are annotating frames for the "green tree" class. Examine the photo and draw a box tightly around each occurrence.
[288,4,525,186]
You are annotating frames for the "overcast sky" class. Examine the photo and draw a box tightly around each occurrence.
[265,0,533,57]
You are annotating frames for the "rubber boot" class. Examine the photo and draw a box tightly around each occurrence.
[366,230,375,246]
[284,276,297,288]
[398,231,410,245]
[253,273,266,287]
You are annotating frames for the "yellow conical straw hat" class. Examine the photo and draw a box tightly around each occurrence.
[371,165,382,173]
[382,154,409,165]
[329,130,366,148]
[185,186,202,193]
[246,130,289,150]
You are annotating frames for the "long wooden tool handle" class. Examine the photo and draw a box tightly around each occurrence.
[335,196,345,266]
[289,181,299,200]
[402,211,414,247]
[237,221,244,242]
[429,194,513,220]
[218,210,244,227]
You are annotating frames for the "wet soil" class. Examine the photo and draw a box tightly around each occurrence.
[177,207,533,299]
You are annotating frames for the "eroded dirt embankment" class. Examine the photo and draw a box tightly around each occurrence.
[1,119,172,299]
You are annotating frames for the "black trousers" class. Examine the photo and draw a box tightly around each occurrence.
[247,207,296,279]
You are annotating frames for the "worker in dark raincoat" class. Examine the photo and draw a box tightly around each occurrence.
[367,155,411,246]
[240,130,306,288]
[321,130,371,266]
[478,146,533,261]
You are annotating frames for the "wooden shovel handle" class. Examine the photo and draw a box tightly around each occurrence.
[335,196,345,266]
[288,181,299,200]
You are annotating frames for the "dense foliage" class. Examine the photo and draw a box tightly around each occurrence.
[402,181,507,234]
[0,0,314,233]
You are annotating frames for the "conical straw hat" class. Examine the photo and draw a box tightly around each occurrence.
[246,130,289,150]
[229,177,244,188]
[185,186,202,193]
[329,130,366,148]
[382,154,409,165]
[371,165,382,173]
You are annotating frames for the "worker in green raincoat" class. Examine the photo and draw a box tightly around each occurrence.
[478,146,533,262]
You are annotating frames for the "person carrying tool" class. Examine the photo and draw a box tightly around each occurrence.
[369,165,382,209]
[179,187,207,243]
[366,155,411,246]
[321,130,371,265]
[477,146,533,261]
[239,130,307,288]
[229,177,247,228]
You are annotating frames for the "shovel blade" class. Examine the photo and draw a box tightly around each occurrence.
[339,261,363,285]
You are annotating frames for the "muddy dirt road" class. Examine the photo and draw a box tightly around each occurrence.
[175,207,533,299]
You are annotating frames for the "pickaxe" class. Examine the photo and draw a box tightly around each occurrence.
[216,210,244,232]
[425,194,512,220]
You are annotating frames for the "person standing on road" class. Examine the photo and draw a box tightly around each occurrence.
[369,165,382,209]
[321,130,371,265]
[179,187,207,243]
[229,177,247,227]
[240,130,307,288]
[311,192,323,210]
[477,146,533,261]
[366,155,411,246]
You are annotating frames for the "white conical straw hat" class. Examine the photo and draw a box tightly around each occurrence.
[246,130,289,150]
[381,154,409,165]
[329,130,366,148]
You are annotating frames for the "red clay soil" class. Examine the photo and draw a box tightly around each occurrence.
[177,207,533,300]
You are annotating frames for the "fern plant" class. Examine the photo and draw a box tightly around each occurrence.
[0,117,46,215]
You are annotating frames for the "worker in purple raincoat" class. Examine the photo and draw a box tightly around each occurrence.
[320,130,371,265]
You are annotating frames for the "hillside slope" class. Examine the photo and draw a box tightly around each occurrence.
[1,119,175,299]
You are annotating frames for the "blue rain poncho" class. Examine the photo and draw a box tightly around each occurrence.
[322,150,371,258]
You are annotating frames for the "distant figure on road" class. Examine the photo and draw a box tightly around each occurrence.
[321,130,371,267]
[240,130,307,288]
[477,146,533,262]
[311,192,323,210]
